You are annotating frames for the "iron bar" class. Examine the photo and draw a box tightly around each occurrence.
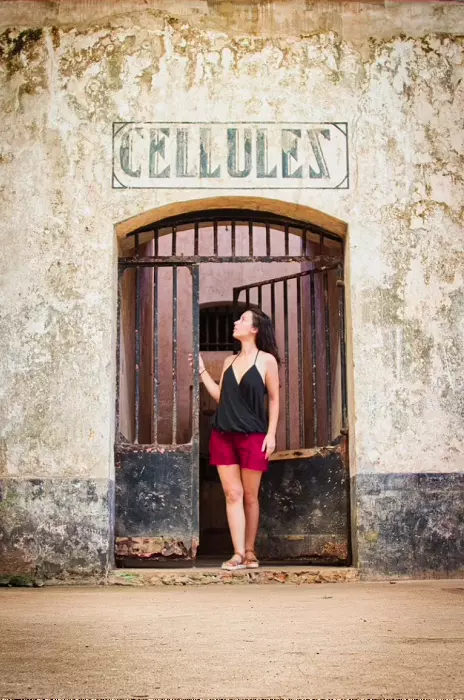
[201,342,234,349]
[283,280,290,450]
[205,305,210,352]
[284,225,289,256]
[194,222,199,256]
[213,221,218,256]
[119,255,342,267]
[116,442,193,454]
[233,264,339,294]
[271,282,276,328]
[310,273,318,446]
[296,275,304,448]
[154,228,159,258]
[126,209,344,243]
[135,233,140,257]
[233,288,239,355]
[153,266,159,444]
[301,228,306,256]
[134,265,142,444]
[323,270,332,442]
[337,265,348,430]
[172,266,178,444]
[248,221,253,256]
[266,223,271,257]
[172,226,177,256]
[115,268,123,440]
[258,285,262,308]
[245,288,250,307]
[215,307,220,352]
[191,265,200,534]
[231,221,236,258]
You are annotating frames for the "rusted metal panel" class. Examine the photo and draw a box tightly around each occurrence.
[115,448,197,562]
[258,440,350,564]
[255,535,348,562]
[115,536,198,560]
[269,445,343,462]
[200,440,350,563]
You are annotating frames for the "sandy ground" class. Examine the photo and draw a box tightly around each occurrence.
[1,580,463,698]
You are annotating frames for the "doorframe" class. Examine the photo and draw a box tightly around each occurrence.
[113,197,354,567]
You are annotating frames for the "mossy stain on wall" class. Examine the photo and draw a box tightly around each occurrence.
[0,28,43,76]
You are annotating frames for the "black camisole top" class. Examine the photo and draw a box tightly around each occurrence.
[212,351,268,434]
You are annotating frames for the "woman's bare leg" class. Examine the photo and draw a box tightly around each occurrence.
[242,468,263,553]
[217,464,245,557]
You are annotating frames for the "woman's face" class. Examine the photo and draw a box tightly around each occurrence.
[233,310,257,340]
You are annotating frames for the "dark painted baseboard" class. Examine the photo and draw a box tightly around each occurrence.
[0,478,114,578]
[2,473,462,579]
[354,472,464,578]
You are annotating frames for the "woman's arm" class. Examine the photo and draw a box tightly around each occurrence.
[189,354,233,404]
[263,355,280,458]
[200,366,221,403]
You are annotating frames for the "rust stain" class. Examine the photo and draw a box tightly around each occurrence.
[115,536,195,559]
[270,443,341,462]
[321,540,348,560]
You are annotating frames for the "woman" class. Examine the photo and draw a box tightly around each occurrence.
[189,308,280,571]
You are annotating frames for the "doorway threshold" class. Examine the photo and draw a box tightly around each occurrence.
[109,565,358,586]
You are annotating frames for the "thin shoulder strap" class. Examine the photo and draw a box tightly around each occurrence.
[254,350,260,365]
[230,352,240,366]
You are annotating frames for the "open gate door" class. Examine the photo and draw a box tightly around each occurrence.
[233,265,350,565]
[115,262,200,565]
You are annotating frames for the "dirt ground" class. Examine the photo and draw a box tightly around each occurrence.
[1,580,463,698]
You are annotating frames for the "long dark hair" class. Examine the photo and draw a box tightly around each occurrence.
[250,308,281,366]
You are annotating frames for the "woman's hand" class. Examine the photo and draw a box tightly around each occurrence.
[261,432,276,459]
[188,353,205,374]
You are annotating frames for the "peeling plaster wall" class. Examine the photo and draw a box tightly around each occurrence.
[0,1,463,578]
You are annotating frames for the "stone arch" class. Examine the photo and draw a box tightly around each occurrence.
[115,196,347,254]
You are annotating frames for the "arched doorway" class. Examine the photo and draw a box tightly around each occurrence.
[114,201,350,566]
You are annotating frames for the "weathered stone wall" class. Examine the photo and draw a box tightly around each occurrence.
[0,1,463,578]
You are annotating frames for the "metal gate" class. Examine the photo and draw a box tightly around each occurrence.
[233,267,349,562]
[115,262,200,562]
[114,209,350,565]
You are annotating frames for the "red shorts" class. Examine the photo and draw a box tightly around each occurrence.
[209,429,269,472]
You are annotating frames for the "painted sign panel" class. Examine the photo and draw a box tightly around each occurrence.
[112,122,348,190]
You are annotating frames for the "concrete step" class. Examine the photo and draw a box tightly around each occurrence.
[109,566,359,586]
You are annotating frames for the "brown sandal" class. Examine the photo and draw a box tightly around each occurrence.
[245,550,260,569]
[221,552,246,570]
